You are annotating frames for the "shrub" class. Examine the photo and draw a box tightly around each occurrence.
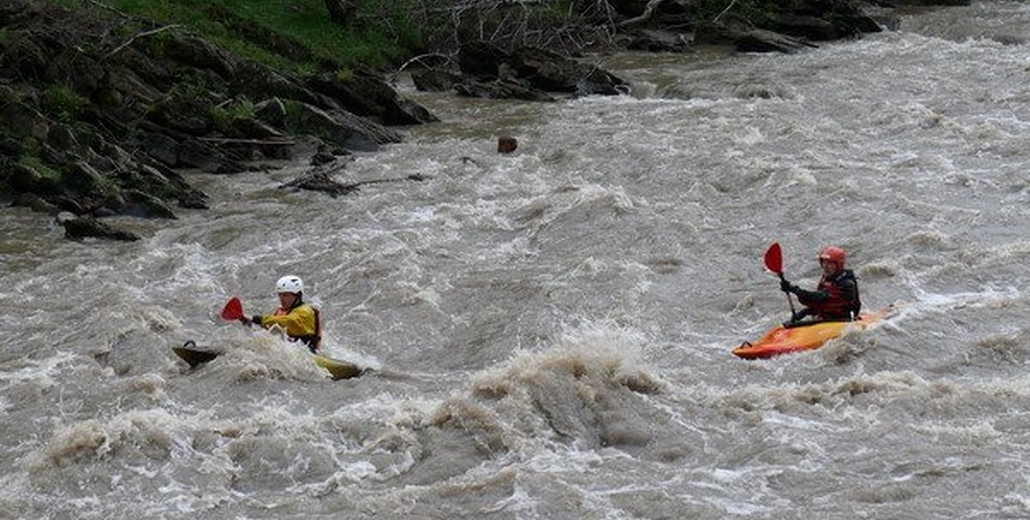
[42,85,89,123]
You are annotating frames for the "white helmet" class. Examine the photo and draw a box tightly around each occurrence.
[275,275,304,294]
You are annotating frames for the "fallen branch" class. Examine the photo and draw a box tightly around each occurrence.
[81,0,131,19]
[279,171,428,198]
[617,0,667,27]
[713,0,741,23]
[389,52,453,84]
[104,24,180,59]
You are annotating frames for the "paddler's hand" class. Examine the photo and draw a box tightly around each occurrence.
[780,279,796,293]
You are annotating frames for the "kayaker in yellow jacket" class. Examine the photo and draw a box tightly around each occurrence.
[240,275,323,353]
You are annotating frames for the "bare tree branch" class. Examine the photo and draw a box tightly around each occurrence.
[104,24,180,59]
[389,52,453,83]
[410,0,619,55]
[81,0,130,18]
[618,0,668,27]
[713,0,741,22]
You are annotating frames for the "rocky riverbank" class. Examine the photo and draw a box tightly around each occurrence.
[0,0,440,240]
[0,0,967,241]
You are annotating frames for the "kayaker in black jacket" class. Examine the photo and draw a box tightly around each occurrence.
[779,246,861,324]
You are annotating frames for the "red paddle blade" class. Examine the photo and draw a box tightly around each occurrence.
[764,242,783,275]
[221,297,243,320]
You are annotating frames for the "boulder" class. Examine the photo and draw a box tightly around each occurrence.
[767,5,881,41]
[46,123,80,154]
[0,136,24,157]
[14,192,57,213]
[0,32,49,81]
[310,145,336,166]
[44,49,105,93]
[59,213,140,241]
[123,189,178,219]
[61,161,107,198]
[627,29,693,53]
[694,18,816,53]
[0,99,49,139]
[279,170,358,198]
[174,138,231,171]
[254,97,288,127]
[137,130,180,166]
[54,197,84,215]
[456,42,628,98]
[284,102,402,152]
[411,69,463,92]
[232,61,335,110]
[146,94,213,136]
[458,41,511,80]
[7,162,47,193]
[454,80,556,102]
[163,35,238,79]
[178,193,209,210]
[889,0,969,4]
[4,160,64,199]
[230,116,285,140]
[306,69,439,125]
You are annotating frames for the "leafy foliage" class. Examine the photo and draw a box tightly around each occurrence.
[41,85,89,123]
[211,97,256,134]
[18,154,61,180]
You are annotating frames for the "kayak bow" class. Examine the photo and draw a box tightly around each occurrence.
[173,340,221,367]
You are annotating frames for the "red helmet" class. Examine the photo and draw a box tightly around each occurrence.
[818,246,846,269]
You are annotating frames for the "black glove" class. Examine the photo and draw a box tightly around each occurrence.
[250,314,262,325]
[783,311,804,327]
[780,279,795,293]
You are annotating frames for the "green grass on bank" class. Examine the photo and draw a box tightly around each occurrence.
[49,0,423,75]
[42,0,797,76]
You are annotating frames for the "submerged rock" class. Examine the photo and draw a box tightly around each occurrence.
[58,213,140,242]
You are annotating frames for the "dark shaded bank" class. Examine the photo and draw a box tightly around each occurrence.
[0,0,967,241]
[0,0,436,240]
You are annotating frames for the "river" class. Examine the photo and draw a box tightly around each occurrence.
[2,1,1029,518]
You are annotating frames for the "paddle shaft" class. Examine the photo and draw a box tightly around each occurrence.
[777,272,796,315]
[765,243,796,316]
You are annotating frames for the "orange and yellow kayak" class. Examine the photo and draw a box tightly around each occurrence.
[733,308,893,359]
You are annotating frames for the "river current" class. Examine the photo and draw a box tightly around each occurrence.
[2,2,1029,518]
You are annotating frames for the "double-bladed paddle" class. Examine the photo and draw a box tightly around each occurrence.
[764,242,796,316]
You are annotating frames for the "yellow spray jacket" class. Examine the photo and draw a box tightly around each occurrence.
[255,303,321,350]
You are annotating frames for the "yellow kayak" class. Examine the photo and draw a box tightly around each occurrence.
[733,308,892,360]
[312,353,362,380]
[174,341,364,380]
